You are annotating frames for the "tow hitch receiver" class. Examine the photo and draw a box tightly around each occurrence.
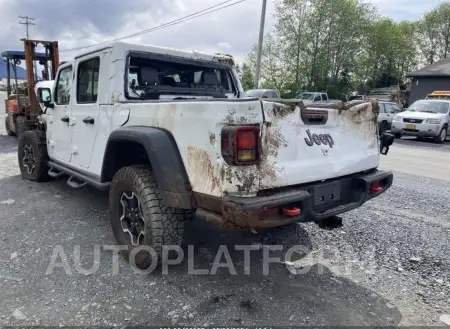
[315,216,343,230]
[380,132,394,155]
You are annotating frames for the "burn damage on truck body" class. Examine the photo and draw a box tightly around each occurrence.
[121,100,266,198]
[103,43,385,230]
[115,93,383,229]
[185,99,384,229]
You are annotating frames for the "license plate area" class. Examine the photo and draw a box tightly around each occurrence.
[405,123,416,130]
[313,181,341,206]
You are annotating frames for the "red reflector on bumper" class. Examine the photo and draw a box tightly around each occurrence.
[282,207,301,217]
[369,184,383,193]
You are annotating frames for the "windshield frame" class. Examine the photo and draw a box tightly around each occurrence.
[123,51,238,101]
[407,100,450,114]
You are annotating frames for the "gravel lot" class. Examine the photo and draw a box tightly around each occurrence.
[0,92,449,326]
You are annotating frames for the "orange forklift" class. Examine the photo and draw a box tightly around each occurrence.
[2,39,59,136]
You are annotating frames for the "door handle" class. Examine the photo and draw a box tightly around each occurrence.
[61,116,69,123]
[83,117,95,124]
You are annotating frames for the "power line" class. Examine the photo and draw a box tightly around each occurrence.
[60,0,243,52]
[18,15,35,40]
[60,0,246,53]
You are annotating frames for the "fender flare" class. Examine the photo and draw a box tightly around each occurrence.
[101,126,194,209]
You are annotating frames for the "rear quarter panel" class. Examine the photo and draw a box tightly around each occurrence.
[122,100,264,197]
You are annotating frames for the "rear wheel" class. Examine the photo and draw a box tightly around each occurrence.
[434,126,447,144]
[17,130,49,181]
[4,117,15,136]
[15,116,27,137]
[109,165,186,269]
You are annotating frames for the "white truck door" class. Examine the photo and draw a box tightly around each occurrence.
[69,55,101,169]
[46,64,73,163]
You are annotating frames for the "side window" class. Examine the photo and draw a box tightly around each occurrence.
[77,57,100,103]
[271,91,279,98]
[314,95,321,101]
[321,93,328,101]
[385,104,397,114]
[55,66,73,105]
[379,103,386,113]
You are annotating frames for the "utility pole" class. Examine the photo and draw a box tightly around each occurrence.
[18,16,35,40]
[254,0,267,89]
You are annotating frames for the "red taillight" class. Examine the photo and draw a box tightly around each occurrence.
[237,129,257,149]
[221,125,260,165]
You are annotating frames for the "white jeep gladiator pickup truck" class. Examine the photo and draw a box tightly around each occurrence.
[17,41,394,267]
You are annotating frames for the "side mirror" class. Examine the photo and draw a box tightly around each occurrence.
[43,100,54,109]
[380,132,394,155]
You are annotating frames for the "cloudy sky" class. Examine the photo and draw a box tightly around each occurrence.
[0,0,445,64]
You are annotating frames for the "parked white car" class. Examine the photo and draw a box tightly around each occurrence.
[391,99,450,143]
[378,100,403,134]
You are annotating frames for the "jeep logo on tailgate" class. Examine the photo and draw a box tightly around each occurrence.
[304,129,334,148]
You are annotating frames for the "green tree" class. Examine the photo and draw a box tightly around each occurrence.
[418,3,450,64]
[242,0,450,98]
[240,63,254,91]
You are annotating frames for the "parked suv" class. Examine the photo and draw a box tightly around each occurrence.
[16,41,394,268]
[391,99,449,143]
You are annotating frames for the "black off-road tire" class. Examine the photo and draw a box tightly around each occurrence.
[4,117,15,136]
[109,165,186,269]
[18,130,49,181]
[15,116,27,137]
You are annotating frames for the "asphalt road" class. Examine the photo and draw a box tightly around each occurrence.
[0,102,449,325]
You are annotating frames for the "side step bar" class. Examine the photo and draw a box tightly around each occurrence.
[47,161,110,191]
[67,176,87,189]
[48,167,64,178]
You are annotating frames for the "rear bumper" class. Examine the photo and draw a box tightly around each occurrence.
[195,169,393,229]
